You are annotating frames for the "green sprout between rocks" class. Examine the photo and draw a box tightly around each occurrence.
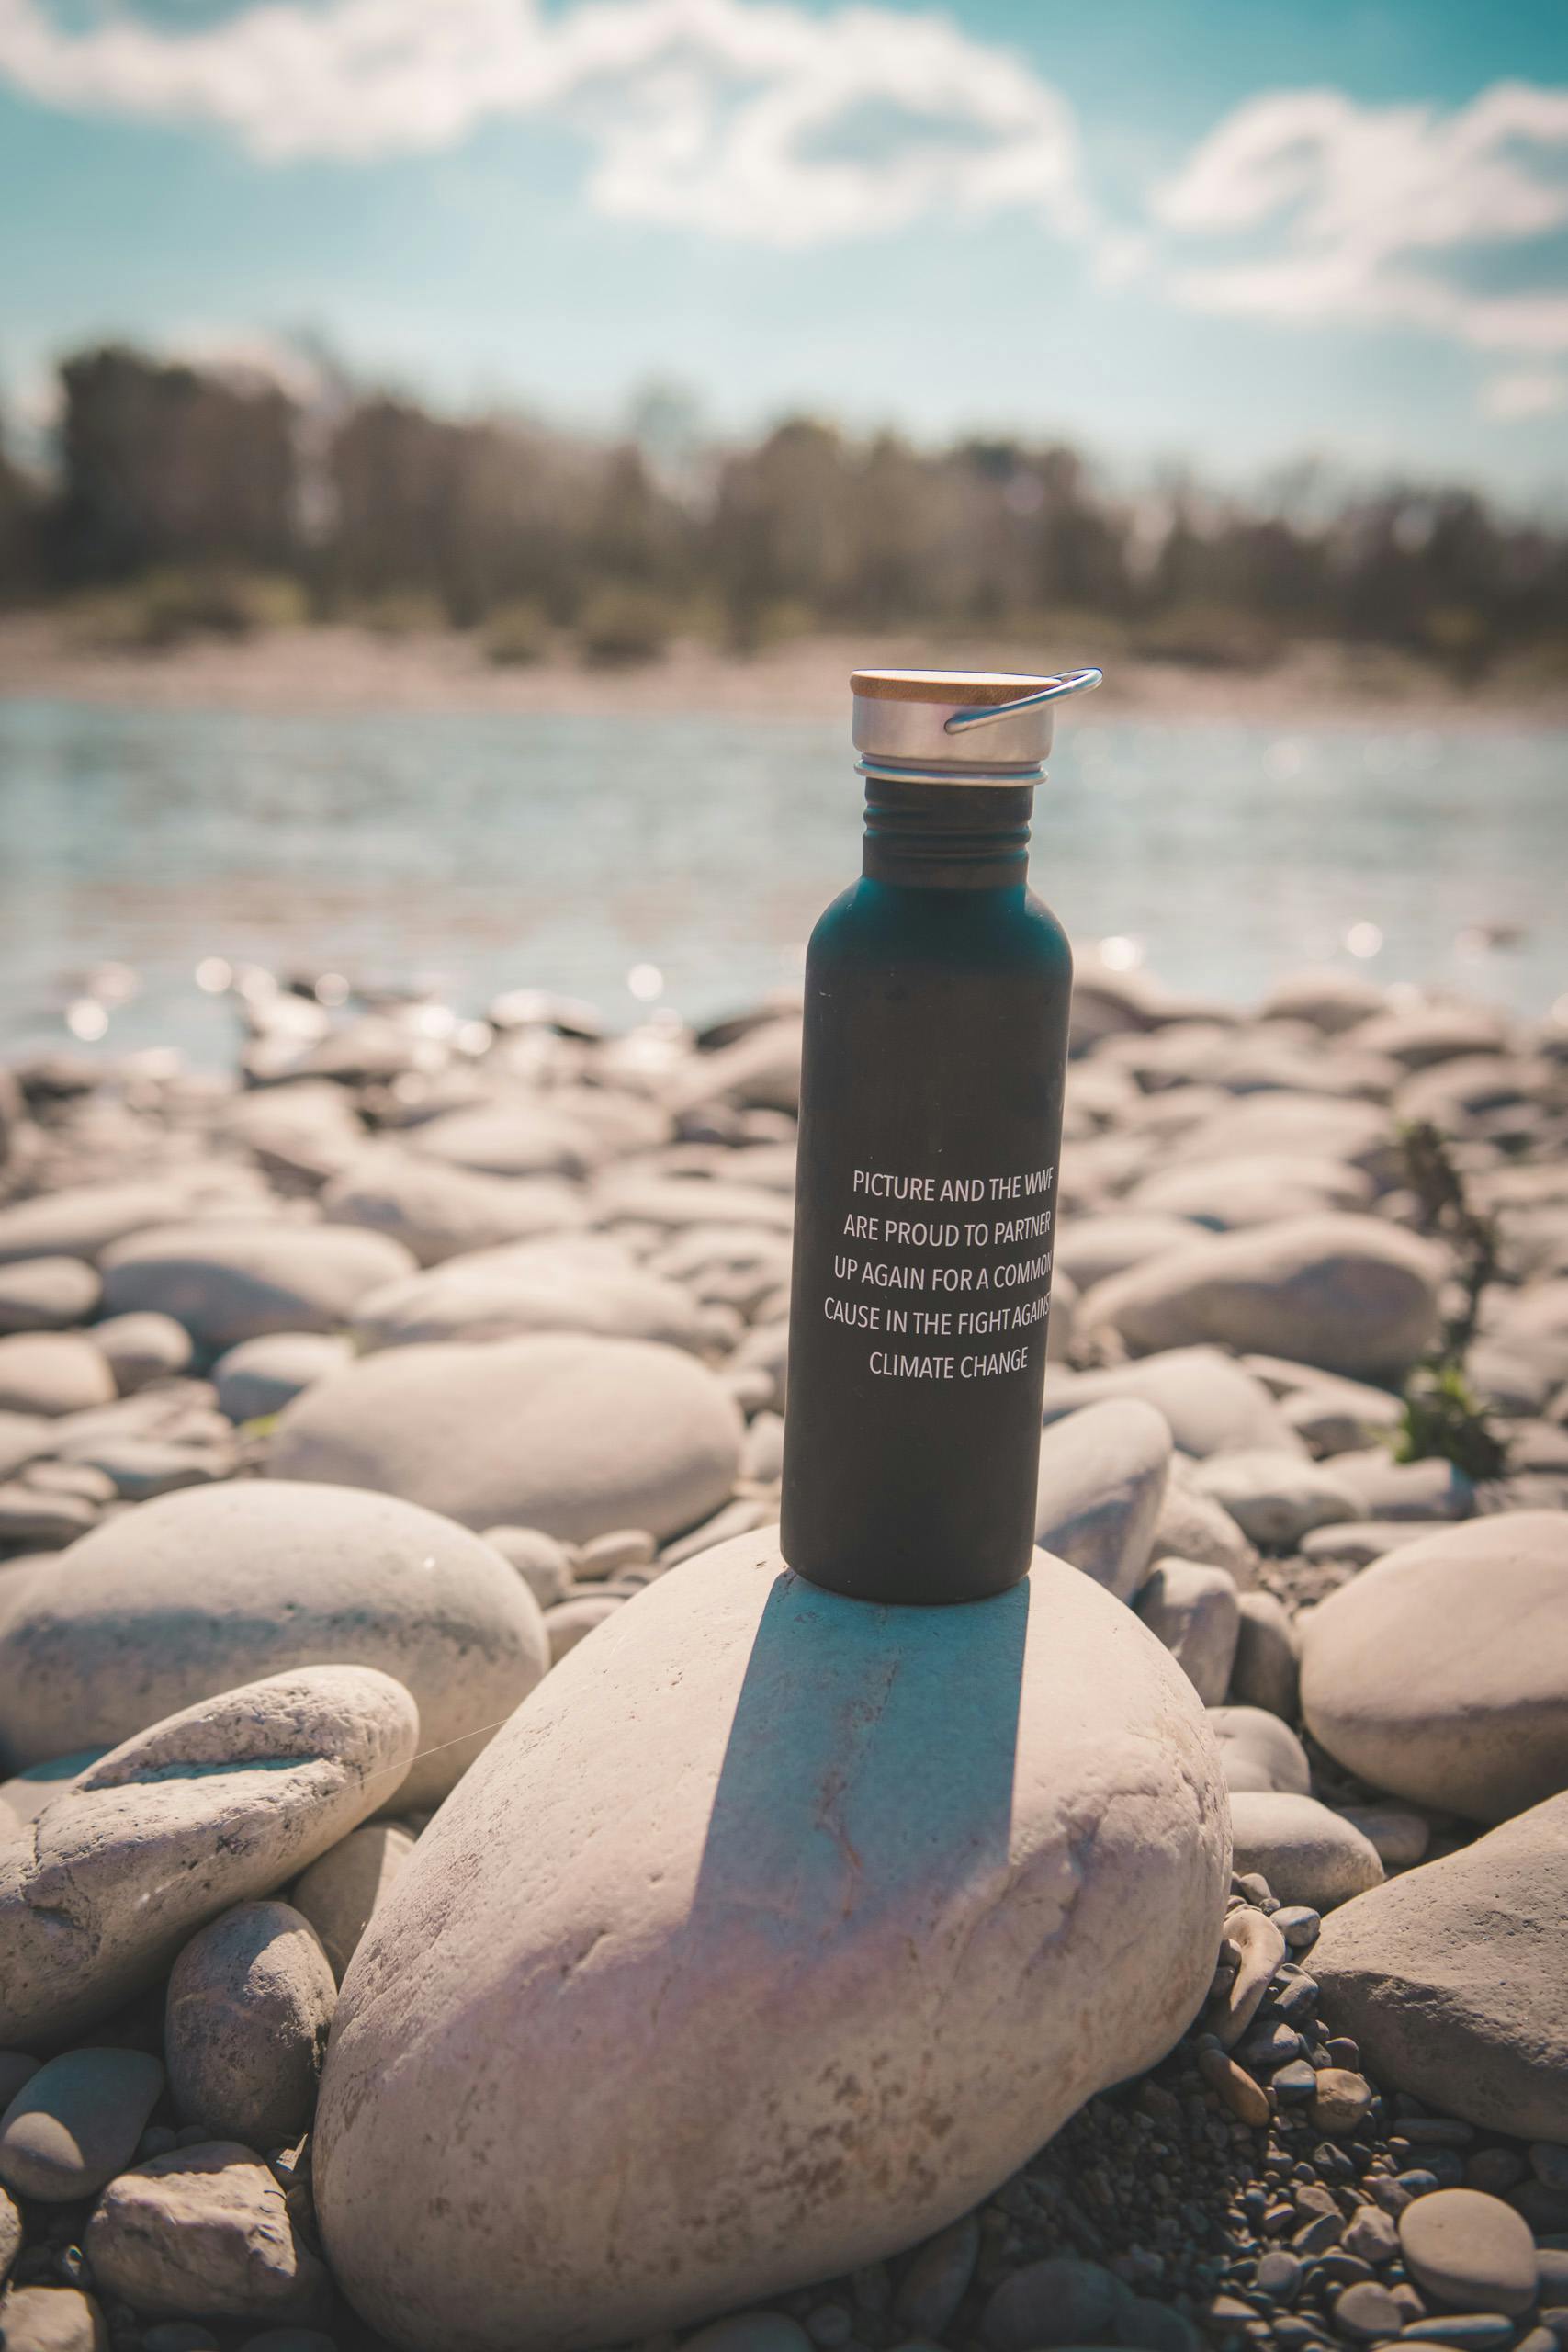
[1393,1117,1508,1481]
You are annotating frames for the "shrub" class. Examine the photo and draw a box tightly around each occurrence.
[482,598,552,667]
[576,584,671,667]
[355,588,448,638]
[66,568,306,649]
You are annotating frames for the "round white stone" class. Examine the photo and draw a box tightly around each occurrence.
[314,1532,1230,2351]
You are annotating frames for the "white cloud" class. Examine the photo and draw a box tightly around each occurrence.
[1153,80,1568,356]
[1482,368,1568,421]
[0,0,1089,247]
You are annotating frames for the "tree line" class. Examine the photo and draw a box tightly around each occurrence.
[0,341,1563,679]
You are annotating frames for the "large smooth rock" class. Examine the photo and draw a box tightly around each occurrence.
[0,1335,114,1419]
[99,1221,416,1354]
[1041,1349,1302,1460]
[1077,1216,1443,1381]
[165,1901,336,2148]
[0,1480,547,1808]
[1300,1512,1568,1822]
[1227,1792,1383,1910]
[85,2142,327,2323]
[1313,1793,1568,2143]
[321,1148,586,1267]
[352,1243,707,1353]
[314,1533,1230,2350]
[1034,1400,1171,1602]
[269,1335,744,1544]
[0,1667,416,2046]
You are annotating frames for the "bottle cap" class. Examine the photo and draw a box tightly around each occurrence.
[852,666,1100,783]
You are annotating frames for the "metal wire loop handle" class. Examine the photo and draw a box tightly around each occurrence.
[942,667,1103,735]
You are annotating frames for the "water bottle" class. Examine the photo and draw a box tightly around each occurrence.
[780,665,1100,1605]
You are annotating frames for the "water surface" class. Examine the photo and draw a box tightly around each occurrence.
[1,699,1562,1063]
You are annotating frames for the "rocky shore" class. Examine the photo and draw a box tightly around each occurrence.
[0,953,1564,2352]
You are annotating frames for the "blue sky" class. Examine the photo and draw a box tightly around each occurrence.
[3,0,1567,497]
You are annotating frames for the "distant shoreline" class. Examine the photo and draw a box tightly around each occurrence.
[1,616,1564,729]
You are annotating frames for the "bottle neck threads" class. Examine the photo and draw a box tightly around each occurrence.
[861,776,1032,889]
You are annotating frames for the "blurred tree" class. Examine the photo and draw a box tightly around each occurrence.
[53,345,297,582]
[14,339,1568,671]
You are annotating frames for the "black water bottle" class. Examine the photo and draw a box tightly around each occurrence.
[780,665,1100,1606]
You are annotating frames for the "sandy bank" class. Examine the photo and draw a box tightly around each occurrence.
[1,616,1563,728]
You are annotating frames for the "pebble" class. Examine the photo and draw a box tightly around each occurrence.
[290,1823,415,1982]
[1207,1903,1288,2049]
[212,1332,354,1423]
[1198,2044,1272,2125]
[1230,1590,1300,1721]
[891,2214,977,2333]
[1256,2247,1303,2299]
[980,2254,1131,2347]
[1190,1449,1359,1549]
[1335,2279,1410,2340]
[0,1256,101,1334]
[0,2286,109,2349]
[479,1522,574,1608]
[1402,2321,1519,2350]
[1311,2067,1376,2136]
[1033,1397,1172,1600]
[574,1526,657,1578]
[1208,1704,1313,1797]
[91,1308,194,1391]
[0,2178,19,2282]
[1134,1558,1240,1702]
[0,1332,115,1418]
[681,2323,810,2352]
[0,2047,164,2201]
[85,2140,329,2324]
[236,2334,341,2352]
[1399,2189,1540,2316]
[164,1900,336,2147]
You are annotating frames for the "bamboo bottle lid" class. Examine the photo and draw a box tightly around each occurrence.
[851,666,1100,779]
